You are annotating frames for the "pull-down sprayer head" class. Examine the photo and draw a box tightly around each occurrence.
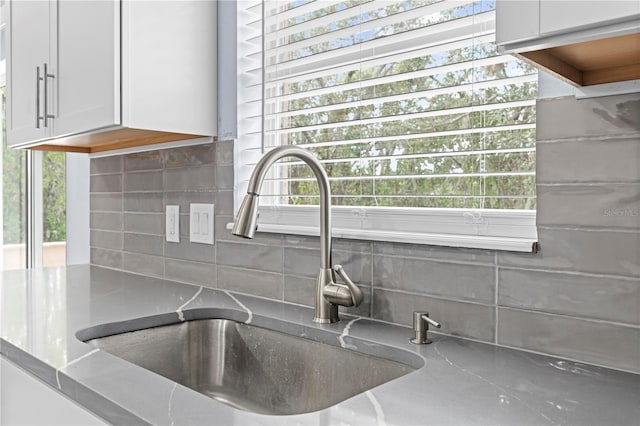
[232,193,260,239]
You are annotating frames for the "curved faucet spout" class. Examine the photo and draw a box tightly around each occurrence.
[232,146,361,323]
[233,146,332,270]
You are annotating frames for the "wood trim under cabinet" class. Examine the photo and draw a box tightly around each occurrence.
[518,33,640,87]
[23,127,211,154]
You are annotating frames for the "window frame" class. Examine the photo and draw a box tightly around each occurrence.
[234,0,539,252]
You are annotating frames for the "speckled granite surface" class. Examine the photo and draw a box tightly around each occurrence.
[1,265,639,425]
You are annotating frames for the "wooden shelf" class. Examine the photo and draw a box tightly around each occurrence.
[519,32,640,87]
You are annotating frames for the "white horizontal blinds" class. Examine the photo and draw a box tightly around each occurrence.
[259,0,537,210]
[236,0,265,211]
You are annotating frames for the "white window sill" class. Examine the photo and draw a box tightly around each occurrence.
[225,205,538,252]
[226,221,538,252]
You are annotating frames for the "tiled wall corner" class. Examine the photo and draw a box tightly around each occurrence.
[90,142,221,286]
[90,92,640,374]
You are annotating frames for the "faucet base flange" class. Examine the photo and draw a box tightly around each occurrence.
[313,317,339,324]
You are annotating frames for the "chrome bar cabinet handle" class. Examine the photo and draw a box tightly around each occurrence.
[35,66,43,128]
[43,63,55,127]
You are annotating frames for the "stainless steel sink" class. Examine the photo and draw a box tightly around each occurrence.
[86,319,415,415]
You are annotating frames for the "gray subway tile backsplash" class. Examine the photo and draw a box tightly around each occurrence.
[90,248,123,270]
[164,239,216,264]
[123,213,164,235]
[214,141,234,165]
[536,93,640,140]
[217,266,283,299]
[373,255,495,304]
[164,144,215,168]
[164,258,217,288]
[89,92,640,375]
[498,268,640,325]
[215,165,234,190]
[215,190,234,216]
[163,166,216,191]
[123,233,164,257]
[90,156,122,175]
[123,192,164,213]
[373,241,495,264]
[90,212,123,231]
[373,288,495,343]
[537,138,640,184]
[537,183,640,229]
[498,308,640,373]
[164,191,216,212]
[90,193,123,212]
[217,241,282,273]
[123,151,163,172]
[123,171,164,192]
[122,252,164,278]
[284,247,371,284]
[89,173,122,193]
[90,230,123,251]
[498,228,640,278]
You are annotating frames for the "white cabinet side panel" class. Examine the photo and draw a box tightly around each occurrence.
[0,357,107,426]
[496,0,540,44]
[122,0,217,136]
[540,0,640,35]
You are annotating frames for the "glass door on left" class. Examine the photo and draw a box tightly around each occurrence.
[1,5,66,271]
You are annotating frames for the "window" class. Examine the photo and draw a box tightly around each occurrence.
[1,5,66,270]
[237,0,538,251]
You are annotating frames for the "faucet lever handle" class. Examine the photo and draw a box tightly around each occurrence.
[333,265,364,306]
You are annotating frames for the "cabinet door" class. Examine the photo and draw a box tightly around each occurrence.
[6,0,51,146]
[54,0,119,138]
[540,0,640,35]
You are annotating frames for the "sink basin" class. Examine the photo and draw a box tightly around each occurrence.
[86,319,415,415]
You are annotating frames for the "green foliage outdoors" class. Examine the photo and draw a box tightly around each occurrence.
[271,0,537,210]
[42,151,66,242]
[2,86,26,244]
[2,86,66,244]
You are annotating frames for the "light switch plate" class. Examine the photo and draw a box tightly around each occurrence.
[189,203,214,244]
[166,205,180,242]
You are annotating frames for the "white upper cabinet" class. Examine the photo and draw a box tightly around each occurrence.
[6,0,217,153]
[539,0,640,35]
[496,0,640,87]
[6,1,51,145]
[55,1,120,139]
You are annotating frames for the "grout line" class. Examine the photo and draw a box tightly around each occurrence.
[536,133,640,144]
[281,237,285,301]
[498,306,640,329]
[494,253,499,345]
[217,264,282,276]
[537,181,640,186]
[374,287,496,308]
[370,252,496,267]
[370,249,375,318]
[496,265,640,282]
[536,225,640,234]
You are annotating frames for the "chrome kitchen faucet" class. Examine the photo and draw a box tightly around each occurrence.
[232,146,363,323]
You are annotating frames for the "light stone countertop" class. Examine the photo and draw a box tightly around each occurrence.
[1,265,639,426]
